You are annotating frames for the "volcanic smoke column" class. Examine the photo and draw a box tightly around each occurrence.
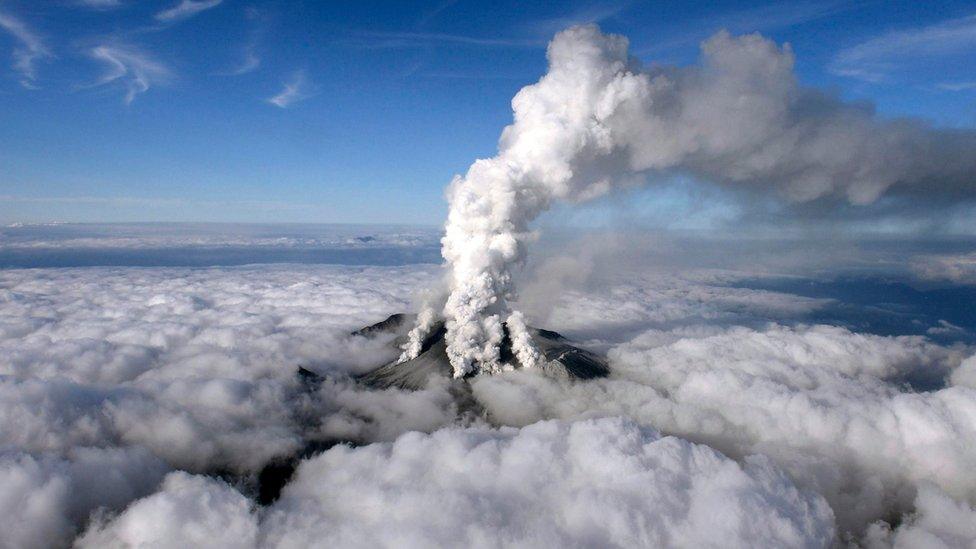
[405,25,643,376]
[401,24,976,377]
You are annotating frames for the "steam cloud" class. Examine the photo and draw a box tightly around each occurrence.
[412,24,976,377]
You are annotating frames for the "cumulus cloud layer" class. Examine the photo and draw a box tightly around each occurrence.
[0,448,167,549]
[1,248,974,546]
[0,264,457,546]
[417,24,976,379]
[865,484,976,549]
[81,418,836,549]
[471,322,974,536]
[78,472,258,548]
[0,264,442,459]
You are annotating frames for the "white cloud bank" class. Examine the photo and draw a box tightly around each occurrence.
[865,484,976,549]
[0,264,452,546]
[80,418,835,549]
[78,472,258,548]
[0,255,974,546]
[0,448,168,549]
[471,322,975,536]
[0,264,443,460]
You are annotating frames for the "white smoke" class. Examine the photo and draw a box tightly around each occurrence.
[396,303,440,364]
[410,24,976,376]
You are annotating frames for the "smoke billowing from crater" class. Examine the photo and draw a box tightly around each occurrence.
[408,24,976,377]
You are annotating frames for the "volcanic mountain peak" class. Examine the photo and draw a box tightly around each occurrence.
[354,314,610,390]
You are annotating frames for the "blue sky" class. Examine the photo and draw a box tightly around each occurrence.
[0,0,974,225]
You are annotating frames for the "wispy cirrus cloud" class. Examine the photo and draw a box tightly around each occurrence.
[86,44,171,104]
[415,0,458,28]
[0,11,51,88]
[226,45,260,75]
[74,0,124,9]
[155,0,223,23]
[938,81,976,92]
[706,0,849,33]
[267,70,315,108]
[831,13,976,81]
[634,0,852,57]
[524,2,630,38]
[222,8,264,76]
[350,30,543,50]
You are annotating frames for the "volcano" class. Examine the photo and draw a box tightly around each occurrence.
[354,314,610,390]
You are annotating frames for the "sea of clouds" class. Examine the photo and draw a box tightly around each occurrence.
[1,223,975,548]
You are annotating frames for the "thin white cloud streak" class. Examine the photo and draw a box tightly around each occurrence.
[938,81,976,91]
[384,3,625,49]
[526,2,630,38]
[220,43,261,77]
[0,11,51,88]
[712,0,849,33]
[832,13,976,81]
[416,0,458,28]
[155,0,223,22]
[0,223,440,250]
[220,8,263,76]
[267,70,314,108]
[228,47,260,75]
[634,0,851,56]
[0,195,319,218]
[86,44,170,104]
[74,0,124,9]
[353,30,543,49]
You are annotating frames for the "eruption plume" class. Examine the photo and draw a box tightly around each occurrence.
[403,24,976,377]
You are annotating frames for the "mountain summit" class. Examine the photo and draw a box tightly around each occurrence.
[355,314,610,390]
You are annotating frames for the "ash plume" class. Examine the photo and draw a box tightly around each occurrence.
[403,24,976,377]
